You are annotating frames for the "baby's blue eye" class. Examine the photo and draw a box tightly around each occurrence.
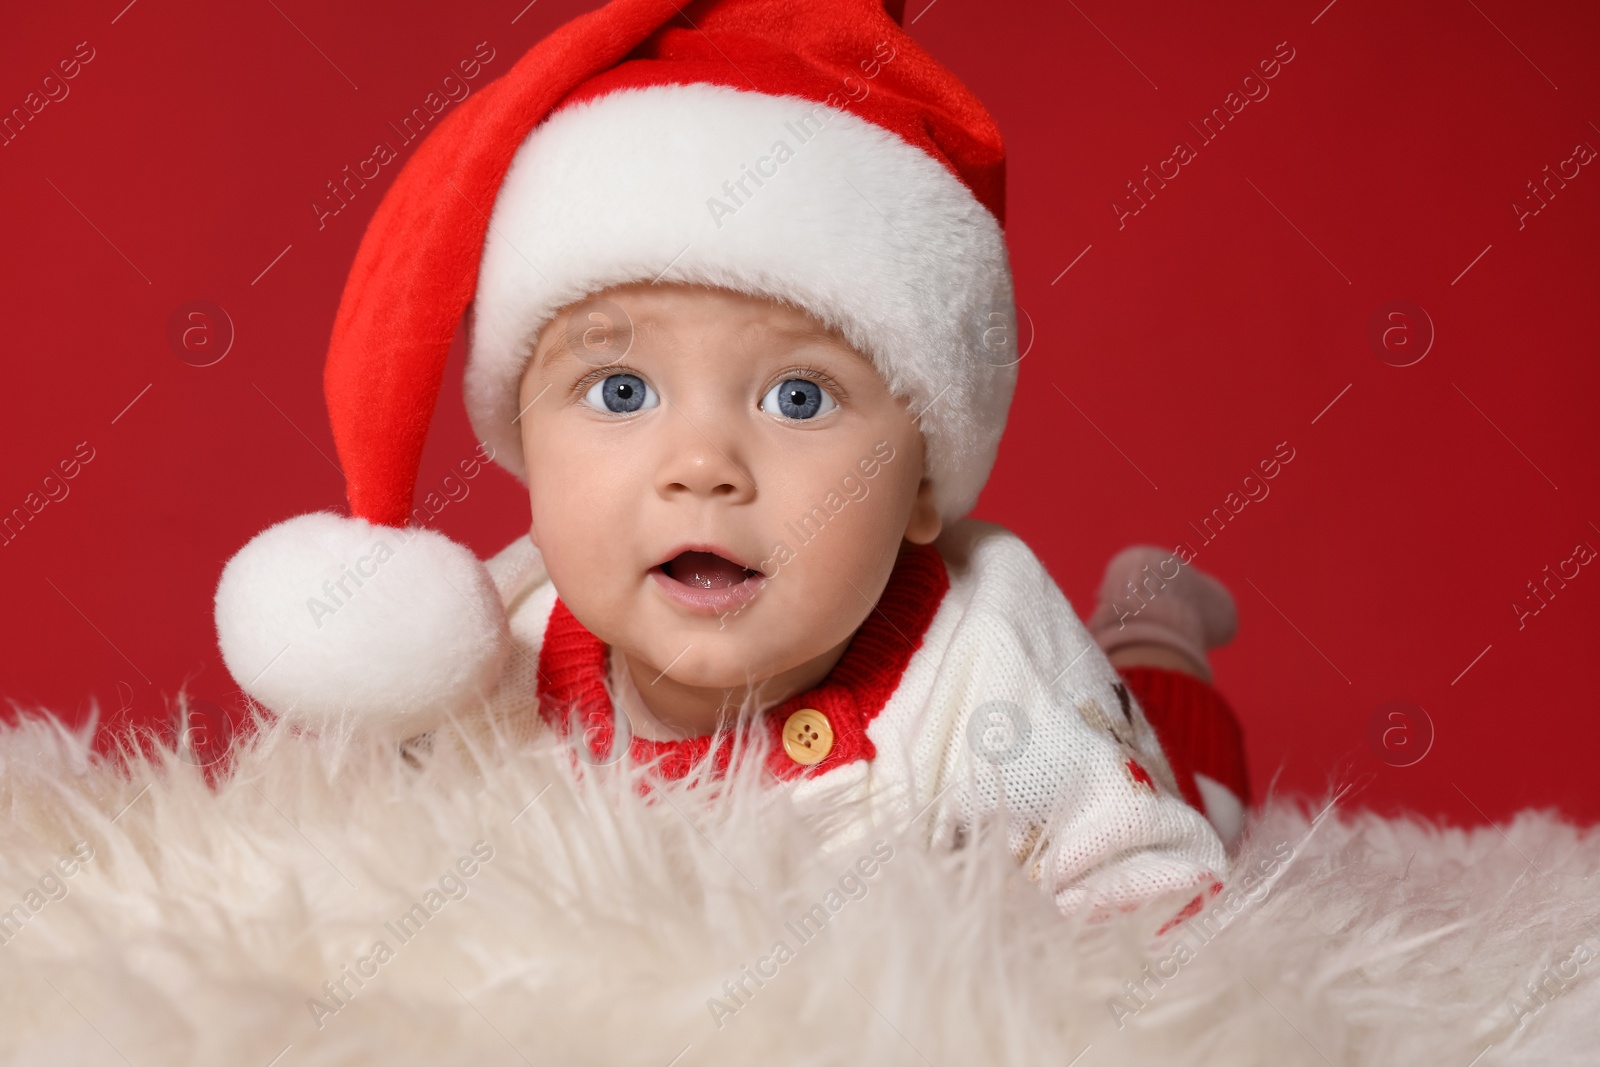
[761,378,836,420]
[583,372,658,414]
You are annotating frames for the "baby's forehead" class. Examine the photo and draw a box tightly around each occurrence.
[532,287,871,369]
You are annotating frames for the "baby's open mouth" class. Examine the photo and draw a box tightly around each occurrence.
[657,550,762,589]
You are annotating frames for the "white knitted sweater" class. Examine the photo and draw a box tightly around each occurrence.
[475,518,1228,918]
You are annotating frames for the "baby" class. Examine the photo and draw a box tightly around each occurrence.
[213,0,1248,922]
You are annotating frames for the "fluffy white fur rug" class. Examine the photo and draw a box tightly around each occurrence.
[0,704,1595,1067]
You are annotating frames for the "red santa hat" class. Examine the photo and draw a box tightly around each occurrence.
[214,0,1018,737]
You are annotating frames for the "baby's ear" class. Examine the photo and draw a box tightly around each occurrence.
[903,479,942,545]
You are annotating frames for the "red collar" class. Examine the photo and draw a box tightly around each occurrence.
[535,540,950,780]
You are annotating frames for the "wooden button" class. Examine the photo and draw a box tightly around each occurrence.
[782,708,833,766]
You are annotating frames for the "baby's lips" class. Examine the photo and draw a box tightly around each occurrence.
[648,567,767,616]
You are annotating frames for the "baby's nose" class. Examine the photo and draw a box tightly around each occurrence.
[654,425,755,502]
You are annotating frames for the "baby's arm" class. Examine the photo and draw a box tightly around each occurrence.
[906,525,1228,923]
[948,628,1228,922]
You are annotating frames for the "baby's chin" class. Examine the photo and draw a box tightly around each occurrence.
[622,631,830,697]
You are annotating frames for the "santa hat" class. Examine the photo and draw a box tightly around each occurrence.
[214,0,1018,737]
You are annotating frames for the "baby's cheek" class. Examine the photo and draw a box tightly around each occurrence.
[727,599,857,683]
[777,540,880,634]
[530,440,631,529]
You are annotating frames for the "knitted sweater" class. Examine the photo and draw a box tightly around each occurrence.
[475,518,1228,918]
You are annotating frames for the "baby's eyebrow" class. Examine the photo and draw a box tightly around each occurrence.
[750,321,872,363]
[530,314,642,371]
[530,336,567,370]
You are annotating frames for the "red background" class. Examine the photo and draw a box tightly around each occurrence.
[2,0,1596,824]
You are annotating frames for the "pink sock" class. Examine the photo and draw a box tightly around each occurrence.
[1085,546,1237,680]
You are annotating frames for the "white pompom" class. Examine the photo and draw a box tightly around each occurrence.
[214,511,510,738]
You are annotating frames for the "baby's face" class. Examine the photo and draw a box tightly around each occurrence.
[517,282,939,697]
